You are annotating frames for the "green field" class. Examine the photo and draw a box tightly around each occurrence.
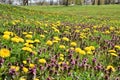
[0,4,120,80]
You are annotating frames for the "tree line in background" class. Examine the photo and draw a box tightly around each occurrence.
[63,0,120,6]
[0,0,120,6]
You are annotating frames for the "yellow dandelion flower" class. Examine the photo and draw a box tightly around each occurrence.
[15,66,20,71]
[90,46,95,50]
[105,31,110,34]
[18,38,24,43]
[60,54,64,57]
[110,53,118,57]
[34,39,40,43]
[23,67,28,73]
[0,48,10,58]
[84,47,91,51]
[25,34,32,38]
[79,50,86,55]
[54,36,61,41]
[46,40,53,46]
[3,35,10,40]
[10,66,19,71]
[59,45,65,49]
[4,31,11,35]
[75,48,81,53]
[23,61,27,64]
[34,78,39,80]
[29,63,35,68]
[22,47,32,52]
[52,40,58,43]
[39,59,46,64]
[22,32,27,35]
[106,65,115,72]
[110,26,114,31]
[66,61,69,65]
[58,62,63,65]
[70,42,77,47]
[108,50,116,53]
[87,51,92,54]
[40,34,45,38]
[75,30,80,33]
[115,45,120,50]
[44,30,48,33]
[11,37,19,43]
[28,32,33,34]
[62,37,69,41]
[54,28,59,33]
[60,57,64,61]
[20,77,26,80]
[70,47,74,50]
[26,40,34,43]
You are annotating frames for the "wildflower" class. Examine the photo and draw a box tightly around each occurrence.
[11,37,19,43]
[44,30,48,33]
[0,48,10,58]
[84,47,91,52]
[108,50,116,53]
[70,47,74,50]
[29,63,35,68]
[46,40,53,46]
[79,50,86,55]
[3,35,10,40]
[25,34,32,38]
[54,36,61,41]
[70,42,77,47]
[90,46,95,50]
[40,34,45,38]
[115,45,120,50]
[110,53,118,57]
[22,32,27,35]
[75,48,81,53]
[28,32,33,34]
[23,60,27,64]
[58,62,63,65]
[52,40,58,43]
[18,38,24,43]
[60,57,64,61]
[106,65,115,72]
[59,45,65,49]
[34,39,40,43]
[4,31,13,36]
[60,54,64,57]
[86,51,92,54]
[109,26,114,31]
[19,77,26,80]
[34,78,39,80]
[62,37,69,41]
[105,31,110,34]
[39,59,46,64]
[26,40,34,43]
[24,43,34,48]
[54,28,59,33]
[23,67,28,73]
[10,66,19,71]
[4,31,11,35]
[66,61,69,65]
[75,30,80,33]
[22,47,32,52]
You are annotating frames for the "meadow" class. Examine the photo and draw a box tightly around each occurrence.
[0,4,120,80]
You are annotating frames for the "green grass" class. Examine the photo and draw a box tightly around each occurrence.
[22,5,120,19]
[0,4,120,80]
[1,4,120,25]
